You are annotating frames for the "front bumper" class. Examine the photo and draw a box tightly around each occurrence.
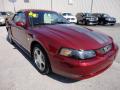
[105,20,116,25]
[0,20,5,25]
[69,19,77,23]
[50,44,118,80]
[87,20,98,25]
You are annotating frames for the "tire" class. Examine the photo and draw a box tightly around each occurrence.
[82,21,86,25]
[101,21,105,25]
[0,22,2,26]
[110,24,114,26]
[86,22,90,25]
[32,44,51,75]
[77,21,80,25]
[8,29,14,44]
[77,20,81,25]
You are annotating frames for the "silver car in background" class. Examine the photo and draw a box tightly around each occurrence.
[0,12,14,25]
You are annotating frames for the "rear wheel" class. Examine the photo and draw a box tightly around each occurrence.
[82,20,86,25]
[32,44,51,74]
[110,24,114,26]
[100,21,105,25]
[77,20,81,25]
[0,22,2,26]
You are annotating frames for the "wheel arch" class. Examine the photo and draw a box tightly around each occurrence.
[30,41,47,56]
[30,40,52,74]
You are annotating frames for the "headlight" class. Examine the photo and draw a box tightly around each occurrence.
[106,18,111,21]
[86,18,91,20]
[67,18,70,20]
[59,48,96,60]
[86,18,95,21]
[96,18,98,21]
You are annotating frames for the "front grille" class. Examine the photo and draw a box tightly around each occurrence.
[71,18,75,20]
[97,44,112,54]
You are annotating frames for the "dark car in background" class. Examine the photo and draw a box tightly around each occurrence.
[92,13,116,26]
[0,11,14,25]
[76,13,98,25]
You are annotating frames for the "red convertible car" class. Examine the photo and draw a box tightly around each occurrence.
[6,9,118,80]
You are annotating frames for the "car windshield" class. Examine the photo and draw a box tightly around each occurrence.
[7,12,14,16]
[103,14,110,17]
[92,14,100,17]
[28,11,70,26]
[62,13,72,16]
[85,13,93,17]
[0,12,7,16]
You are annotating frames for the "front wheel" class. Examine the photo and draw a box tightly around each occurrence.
[110,24,115,26]
[100,21,105,25]
[77,21,81,25]
[82,20,86,25]
[33,45,51,74]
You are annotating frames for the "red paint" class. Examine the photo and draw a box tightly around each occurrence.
[8,9,119,80]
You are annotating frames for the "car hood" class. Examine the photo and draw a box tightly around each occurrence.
[85,15,94,17]
[0,15,7,19]
[106,17,116,20]
[106,16,114,18]
[64,15,76,18]
[33,24,112,50]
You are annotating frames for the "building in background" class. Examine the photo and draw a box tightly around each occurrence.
[0,0,120,22]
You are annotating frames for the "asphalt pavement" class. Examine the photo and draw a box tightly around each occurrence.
[0,24,120,90]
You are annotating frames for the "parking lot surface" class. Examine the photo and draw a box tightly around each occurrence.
[0,24,120,90]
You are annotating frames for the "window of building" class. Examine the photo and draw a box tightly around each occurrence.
[24,0,29,3]
[68,0,73,5]
[9,0,16,3]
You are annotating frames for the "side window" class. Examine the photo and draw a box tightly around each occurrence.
[13,14,20,23]
[82,14,85,17]
[13,12,26,23]
[62,13,67,16]
[19,13,26,23]
[101,14,104,17]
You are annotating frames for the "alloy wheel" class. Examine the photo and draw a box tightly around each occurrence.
[33,47,46,72]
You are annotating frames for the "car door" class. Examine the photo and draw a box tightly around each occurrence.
[100,14,105,23]
[80,13,85,22]
[11,12,28,49]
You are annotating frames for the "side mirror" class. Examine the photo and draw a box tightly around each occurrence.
[16,22,25,27]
